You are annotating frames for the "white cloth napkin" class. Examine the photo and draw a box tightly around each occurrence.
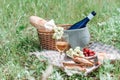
[44,19,56,30]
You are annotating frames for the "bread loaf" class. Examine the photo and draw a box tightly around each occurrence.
[63,62,86,72]
[73,57,94,67]
[29,16,47,29]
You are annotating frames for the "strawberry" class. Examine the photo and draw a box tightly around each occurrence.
[83,48,95,57]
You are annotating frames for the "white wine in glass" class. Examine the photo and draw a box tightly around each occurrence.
[56,41,68,53]
[55,34,69,60]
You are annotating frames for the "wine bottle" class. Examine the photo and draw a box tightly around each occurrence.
[68,11,96,30]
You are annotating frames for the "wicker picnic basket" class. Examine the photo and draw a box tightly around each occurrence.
[37,24,72,50]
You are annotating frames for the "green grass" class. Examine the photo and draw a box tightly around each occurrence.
[0,0,120,79]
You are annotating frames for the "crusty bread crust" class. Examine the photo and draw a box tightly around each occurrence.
[73,57,94,67]
[30,16,47,29]
[63,62,86,72]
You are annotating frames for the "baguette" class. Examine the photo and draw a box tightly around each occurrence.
[30,16,47,29]
[63,62,86,72]
[73,54,96,60]
[73,57,94,67]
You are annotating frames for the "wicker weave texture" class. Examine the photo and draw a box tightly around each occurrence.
[37,24,71,50]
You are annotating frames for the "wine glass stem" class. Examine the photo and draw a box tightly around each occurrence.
[59,52,63,62]
[59,52,62,59]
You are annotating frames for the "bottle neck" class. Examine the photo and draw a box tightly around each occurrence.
[87,13,94,20]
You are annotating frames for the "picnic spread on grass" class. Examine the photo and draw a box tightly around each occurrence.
[29,12,120,78]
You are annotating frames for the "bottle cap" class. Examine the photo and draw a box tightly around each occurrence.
[91,11,96,16]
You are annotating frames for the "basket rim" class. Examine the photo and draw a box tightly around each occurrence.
[37,29,54,33]
[57,24,72,27]
[37,24,72,33]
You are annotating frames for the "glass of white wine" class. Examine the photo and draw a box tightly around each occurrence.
[55,33,69,61]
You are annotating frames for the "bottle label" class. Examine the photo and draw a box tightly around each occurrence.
[87,14,94,20]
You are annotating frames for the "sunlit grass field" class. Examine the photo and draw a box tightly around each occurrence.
[0,0,120,79]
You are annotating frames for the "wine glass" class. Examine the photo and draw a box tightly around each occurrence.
[55,33,69,61]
